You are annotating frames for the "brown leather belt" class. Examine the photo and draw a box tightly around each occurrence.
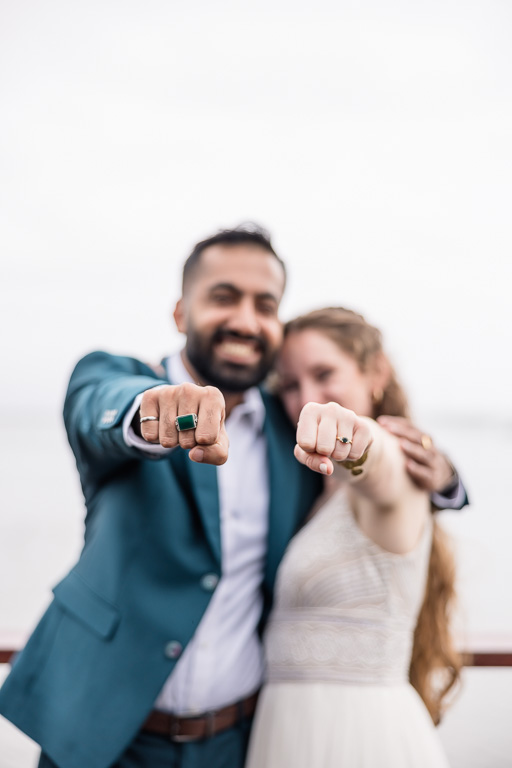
[142,691,259,742]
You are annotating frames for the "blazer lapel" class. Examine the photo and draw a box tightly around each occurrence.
[184,458,221,566]
[162,356,222,566]
[262,395,305,588]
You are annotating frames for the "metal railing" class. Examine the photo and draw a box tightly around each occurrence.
[1,638,511,667]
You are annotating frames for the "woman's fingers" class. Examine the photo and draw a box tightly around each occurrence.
[294,444,334,475]
[295,403,322,454]
[296,402,372,472]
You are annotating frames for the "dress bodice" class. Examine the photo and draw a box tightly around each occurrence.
[264,486,432,685]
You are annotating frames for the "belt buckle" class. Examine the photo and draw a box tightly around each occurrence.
[169,711,216,743]
[170,718,197,743]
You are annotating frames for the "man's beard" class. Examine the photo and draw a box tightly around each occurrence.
[185,325,278,393]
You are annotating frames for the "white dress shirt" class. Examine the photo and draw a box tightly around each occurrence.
[124,353,269,713]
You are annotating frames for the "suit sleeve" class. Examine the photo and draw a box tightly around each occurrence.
[431,474,469,510]
[63,350,167,486]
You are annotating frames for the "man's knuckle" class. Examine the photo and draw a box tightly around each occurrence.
[178,433,196,446]
[203,385,220,398]
[141,389,157,407]
[195,431,215,445]
[162,413,176,429]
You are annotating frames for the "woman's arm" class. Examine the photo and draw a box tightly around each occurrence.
[294,402,430,554]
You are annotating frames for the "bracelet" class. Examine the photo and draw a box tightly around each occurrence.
[337,448,370,476]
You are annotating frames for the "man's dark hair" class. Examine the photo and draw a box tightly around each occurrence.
[182,222,286,292]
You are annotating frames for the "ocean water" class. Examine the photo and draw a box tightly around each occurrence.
[1,411,511,766]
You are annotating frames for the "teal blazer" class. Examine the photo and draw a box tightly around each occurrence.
[0,352,322,768]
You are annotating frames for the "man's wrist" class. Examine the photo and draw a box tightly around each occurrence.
[131,408,142,438]
[437,459,458,497]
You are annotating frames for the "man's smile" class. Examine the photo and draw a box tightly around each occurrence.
[214,337,263,366]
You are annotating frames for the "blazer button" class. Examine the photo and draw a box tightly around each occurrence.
[201,573,219,591]
[164,641,183,660]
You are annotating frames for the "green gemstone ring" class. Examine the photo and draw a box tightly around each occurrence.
[175,413,198,432]
[336,436,353,445]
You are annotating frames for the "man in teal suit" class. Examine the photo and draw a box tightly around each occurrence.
[0,225,467,768]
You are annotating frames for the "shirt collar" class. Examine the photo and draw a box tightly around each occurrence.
[166,351,266,434]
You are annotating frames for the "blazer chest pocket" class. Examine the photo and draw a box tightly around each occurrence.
[52,570,121,640]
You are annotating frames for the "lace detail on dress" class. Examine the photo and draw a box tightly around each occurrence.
[265,487,432,686]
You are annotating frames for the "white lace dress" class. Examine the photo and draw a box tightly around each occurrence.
[245,487,450,768]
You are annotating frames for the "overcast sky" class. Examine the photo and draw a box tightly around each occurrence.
[1,0,511,424]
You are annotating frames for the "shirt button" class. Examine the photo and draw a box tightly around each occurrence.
[201,573,219,591]
[164,641,182,659]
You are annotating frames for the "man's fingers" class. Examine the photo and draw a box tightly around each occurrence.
[140,388,163,443]
[174,384,225,450]
[379,415,456,493]
[156,388,180,448]
[377,415,424,445]
[189,427,229,466]
[399,438,434,467]
[139,383,226,451]
[175,390,201,450]
[194,386,225,446]
[404,459,432,490]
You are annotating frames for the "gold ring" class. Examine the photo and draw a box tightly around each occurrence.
[420,434,432,450]
[336,436,353,445]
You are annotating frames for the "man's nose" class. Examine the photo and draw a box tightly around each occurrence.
[229,299,261,336]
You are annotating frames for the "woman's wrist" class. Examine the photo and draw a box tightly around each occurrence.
[336,448,370,476]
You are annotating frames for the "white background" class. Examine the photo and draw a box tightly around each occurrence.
[1,1,511,765]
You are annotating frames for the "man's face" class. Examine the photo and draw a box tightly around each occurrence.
[174,244,286,392]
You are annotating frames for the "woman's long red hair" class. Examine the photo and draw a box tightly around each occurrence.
[283,307,462,724]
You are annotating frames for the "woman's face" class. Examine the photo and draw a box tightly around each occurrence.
[276,329,378,425]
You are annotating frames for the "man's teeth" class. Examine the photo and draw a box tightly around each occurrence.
[219,341,256,357]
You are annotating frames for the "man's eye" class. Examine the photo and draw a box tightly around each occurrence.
[212,294,234,304]
[258,303,277,316]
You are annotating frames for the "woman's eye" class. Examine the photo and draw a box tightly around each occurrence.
[280,381,298,393]
[316,369,332,382]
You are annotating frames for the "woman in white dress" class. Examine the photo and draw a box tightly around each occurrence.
[245,307,461,768]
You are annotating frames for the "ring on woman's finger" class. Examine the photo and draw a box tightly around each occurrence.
[336,436,353,445]
[420,434,432,450]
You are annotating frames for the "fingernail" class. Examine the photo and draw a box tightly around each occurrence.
[192,448,204,462]
[319,463,328,474]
